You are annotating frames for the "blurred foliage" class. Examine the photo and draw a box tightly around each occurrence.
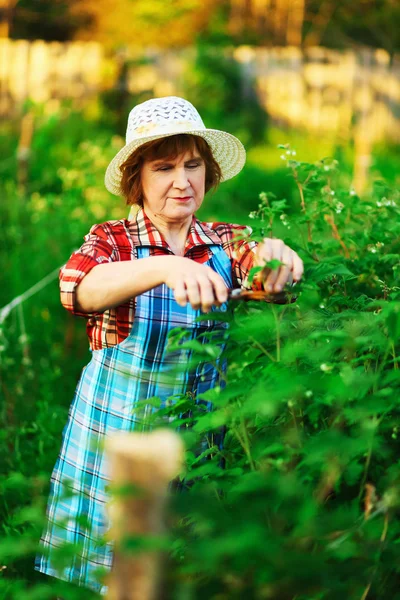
[183,43,268,147]
[7,0,86,41]
[67,0,216,49]
[305,0,400,56]
[9,0,216,48]
[1,83,400,597]
[7,0,400,54]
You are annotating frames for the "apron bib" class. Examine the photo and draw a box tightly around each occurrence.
[36,244,232,594]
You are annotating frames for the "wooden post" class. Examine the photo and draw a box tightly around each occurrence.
[105,430,184,600]
[0,0,17,38]
[17,111,34,195]
[286,0,305,46]
[352,50,373,195]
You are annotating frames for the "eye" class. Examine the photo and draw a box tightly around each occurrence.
[186,162,200,169]
[156,166,172,171]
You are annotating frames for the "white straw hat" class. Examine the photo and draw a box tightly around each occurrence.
[105,96,246,196]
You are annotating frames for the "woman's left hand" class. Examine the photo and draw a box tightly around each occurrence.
[254,238,303,294]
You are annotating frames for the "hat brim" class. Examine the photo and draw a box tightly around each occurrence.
[104,129,246,196]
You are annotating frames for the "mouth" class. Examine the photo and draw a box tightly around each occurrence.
[172,196,192,202]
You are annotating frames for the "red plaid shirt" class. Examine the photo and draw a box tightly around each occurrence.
[60,208,259,350]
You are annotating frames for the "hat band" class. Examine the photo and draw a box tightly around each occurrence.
[127,120,205,143]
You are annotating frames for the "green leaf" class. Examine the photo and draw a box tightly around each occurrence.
[308,261,356,282]
[248,265,263,284]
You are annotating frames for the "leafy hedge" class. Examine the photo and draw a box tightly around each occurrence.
[154,151,400,599]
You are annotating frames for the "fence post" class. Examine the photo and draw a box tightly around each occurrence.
[17,110,34,194]
[352,49,374,195]
[106,430,184,600]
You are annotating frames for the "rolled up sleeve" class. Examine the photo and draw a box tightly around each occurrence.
[230,235,262,290]
[215,224,261,290]
[59,224,116,316]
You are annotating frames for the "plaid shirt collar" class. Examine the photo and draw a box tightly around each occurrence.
[132,207,222,252]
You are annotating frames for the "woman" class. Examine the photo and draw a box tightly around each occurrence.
[35,96,303,594]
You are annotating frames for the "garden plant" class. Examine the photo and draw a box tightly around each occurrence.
[157,151,400,599]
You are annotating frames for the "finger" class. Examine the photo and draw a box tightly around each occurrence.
[207,269,228,304]
[292,252,304,282]
[255,239,273,266]
[184,277,201,310]
[273,245,292,292]
[270,238,285,261]
[263,266,281,292]
[259,239,284,284]
[173,279,188,307]
[261,240,284,292]
[197,276,216,312]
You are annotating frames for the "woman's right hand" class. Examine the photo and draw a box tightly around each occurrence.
[164,257,228,313]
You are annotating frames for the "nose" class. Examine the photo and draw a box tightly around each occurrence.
[173,167,190,190]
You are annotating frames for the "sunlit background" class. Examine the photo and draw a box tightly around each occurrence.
[0,1,400,591]
[2,0,400,218]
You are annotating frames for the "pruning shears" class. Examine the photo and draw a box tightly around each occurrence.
[228,288,297,304]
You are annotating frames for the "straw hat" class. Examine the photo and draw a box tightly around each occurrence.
[105,96,246,196]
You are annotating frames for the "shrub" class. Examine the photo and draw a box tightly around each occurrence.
[155,148,400,599]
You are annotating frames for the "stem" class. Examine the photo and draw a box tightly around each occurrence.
[250,337,276,362]
[295,179,312,243]
[358,433,374,501]
[380,512,389,542]
[297,180,306,211]
[241,416,256,471]
[391,343,398,370]
[323,213,350,258]
[360,512,390,600]
[295,222,308,250]
[360,583,371,600]
[289,406,302,447]
[234,416,256,471]
[271,306,281,362]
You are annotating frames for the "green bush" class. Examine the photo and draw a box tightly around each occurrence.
[153,150,400,599]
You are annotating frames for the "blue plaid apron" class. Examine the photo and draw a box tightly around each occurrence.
[35,244,232,594]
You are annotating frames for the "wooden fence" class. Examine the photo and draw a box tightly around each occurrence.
[234,45,400,144]
[1,39,400,148]
[0,39,104,115]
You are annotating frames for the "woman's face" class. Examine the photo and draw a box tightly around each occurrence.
[140,147,206,223]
